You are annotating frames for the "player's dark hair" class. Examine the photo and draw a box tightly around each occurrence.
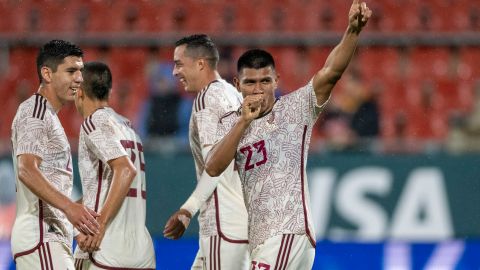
[237,49,276,73]
[36,39,83,82]
[175,34,219,69]
[81,62,112,101]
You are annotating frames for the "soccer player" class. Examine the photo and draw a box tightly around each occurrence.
[163,34,250,269]
[11,40,100,269]
[72,62,156,269]
[205,1,371,269]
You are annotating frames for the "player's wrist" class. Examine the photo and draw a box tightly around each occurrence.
[96,213,109,227]
[181,196,201,217]
[60,200,74,213]
[237,117,253,128]
[178,208,192,219]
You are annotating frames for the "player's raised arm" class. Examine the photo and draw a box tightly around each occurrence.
[312,0,371,105]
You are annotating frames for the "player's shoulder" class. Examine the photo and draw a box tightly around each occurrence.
[82,107,133,135]
[81,108,110,135]
[219,108,240,125]
[284,79,314,98]
[194,79,240,112]
[194,79,222,111]
[17,94,50,121]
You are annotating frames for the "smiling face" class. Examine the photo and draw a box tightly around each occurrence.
[235,66,278,115]
[172,44,202,93]
[48,56,84,105]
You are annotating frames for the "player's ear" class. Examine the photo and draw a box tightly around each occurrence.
[40,66,53,83]
[233,77,240,91]
[197,58,205,71]
[274,73,280,88]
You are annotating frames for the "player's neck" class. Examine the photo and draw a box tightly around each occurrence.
[199,70,221,90]
[82,99,109,118]
[37,85,63,113]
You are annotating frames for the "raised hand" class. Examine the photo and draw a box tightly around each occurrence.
[163,209,192,240]
[349,0,372,33]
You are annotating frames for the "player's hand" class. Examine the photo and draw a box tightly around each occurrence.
[75,233,88,252]
[348,0,372,33]
[82,223,105,253]
[64,202,100,236]
[163,209,192,240]
[241,95,263,122]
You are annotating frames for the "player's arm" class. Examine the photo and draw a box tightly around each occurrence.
[312,0,371,105]
[17,154,100,235]
[82,156,136,252]
[165,92,234,239]
[205,95,263,177]
[164,145,221,240]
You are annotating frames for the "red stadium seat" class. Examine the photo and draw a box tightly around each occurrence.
[357,46,400,83]
[458,47,480,82]
[406,47,452,81]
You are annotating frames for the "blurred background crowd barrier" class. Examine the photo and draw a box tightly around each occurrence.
[1,0,480,269]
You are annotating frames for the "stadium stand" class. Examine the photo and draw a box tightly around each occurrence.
[0,0,478,154]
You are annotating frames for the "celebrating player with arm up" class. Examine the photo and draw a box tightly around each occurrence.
[205,1,371,269]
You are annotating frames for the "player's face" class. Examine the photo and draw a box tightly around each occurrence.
[173,45,201,93]
[50,56,84,104]
[236,66,278,114]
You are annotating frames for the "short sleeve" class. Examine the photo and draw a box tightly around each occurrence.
[195,108,221,147]
[215,112,237,144]
[196,86,237,147]
[85,118,127,164]
[284,79,329,124]
[15,117,48,159]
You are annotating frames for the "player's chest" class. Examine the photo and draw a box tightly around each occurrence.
[236,114,305,171]
[47,118,70,152]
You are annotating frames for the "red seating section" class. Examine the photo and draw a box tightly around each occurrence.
[0,0,478,149]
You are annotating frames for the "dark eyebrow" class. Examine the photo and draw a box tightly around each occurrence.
[66,67,81,71]
[242,78,257,83]
[243,77,272,83]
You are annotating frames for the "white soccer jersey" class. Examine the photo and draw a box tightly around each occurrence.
[218,80,326,252]
[73,107,155,269]
[189,79,248,242]
[11,93,74,260]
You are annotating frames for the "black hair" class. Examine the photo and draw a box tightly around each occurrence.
[81,62,112,101]
[175,34,219,69]
[237,49,276,73]
[36,39,83,82]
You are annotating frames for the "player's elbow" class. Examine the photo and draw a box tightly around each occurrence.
[17,162,35,186]
[126,166,137,183]
[17,165,30,185]
[120,164,137,185]
[205,163,222,177]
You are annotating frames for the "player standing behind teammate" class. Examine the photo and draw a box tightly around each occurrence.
[163,34,250,269]
[11,40,100,269]
[205,1,371,269]
[72,62,155,269]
